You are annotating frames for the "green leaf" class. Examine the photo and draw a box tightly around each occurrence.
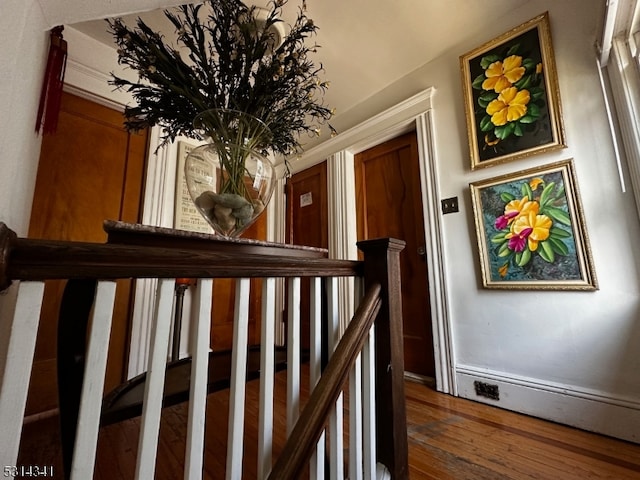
[539,241,555,263]
[518,248,532,266]
[491,232,508,243]
[549,237,569,255]
[514,74,532,90]
[514,123,524,136]
[528,103,541,117]
[539,181,555,207]
[545,206,572,226]
[472,74,486,90]
[480,91,498,101]
[506,44,521,56]
[529,86,545,100]
[522,58,537,71]
[518,115,537,124]
[550,226,572,238]
[495,122,515,140]
[498,242,512,257]
[480,54,501,70]
[500,192,515,202]
[480,115,494,132]
[521,182,534,201]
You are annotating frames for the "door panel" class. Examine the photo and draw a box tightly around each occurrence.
[26,92,148,415]
[355,131,435,377]
[285,161,328,349]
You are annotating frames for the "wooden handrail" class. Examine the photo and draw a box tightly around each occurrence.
[267,282,382,480]
[0,222,361,291]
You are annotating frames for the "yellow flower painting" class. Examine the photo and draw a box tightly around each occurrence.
[460,13,566,169]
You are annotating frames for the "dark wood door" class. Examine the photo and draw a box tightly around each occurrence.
[285,161,328,349]
[355,131,435,378]
[26,92,148,415]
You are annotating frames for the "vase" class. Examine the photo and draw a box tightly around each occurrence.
[184,109,276,237]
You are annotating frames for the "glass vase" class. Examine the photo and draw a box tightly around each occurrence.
[184,109,276,237]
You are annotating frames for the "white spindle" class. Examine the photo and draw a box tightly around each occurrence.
[363,326,377,480]
[258,278,276,479]
[135,278,175,480]
[226,278,251,480]
[309,277,325,480]
[327,276,344,479]
[349,353,364,480]
[70,281,117,479]
[0,282,44,472]
[286,277,301,434]
[184,279,213,480]
[349,278,366,480]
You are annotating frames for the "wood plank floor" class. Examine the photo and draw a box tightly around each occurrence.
[17,369,640,479]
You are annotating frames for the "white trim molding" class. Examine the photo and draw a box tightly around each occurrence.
[456,364,640,443]
[288,88,456,393]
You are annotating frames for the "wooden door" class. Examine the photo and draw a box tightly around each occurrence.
[355,132,435,378]
[26,92,148,415]
[285,161,329,349]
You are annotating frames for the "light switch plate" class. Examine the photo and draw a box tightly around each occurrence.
[441,196,459,214]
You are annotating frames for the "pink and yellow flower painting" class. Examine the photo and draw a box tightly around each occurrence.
[470,160,598,290]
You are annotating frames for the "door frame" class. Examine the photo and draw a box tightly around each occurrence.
[283,88,456,394]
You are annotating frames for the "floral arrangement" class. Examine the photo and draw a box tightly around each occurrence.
[108,0,333,155]
[490,175,574,278]
[472,43,545,148]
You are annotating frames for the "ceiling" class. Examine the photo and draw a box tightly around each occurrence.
[71,0,531,144]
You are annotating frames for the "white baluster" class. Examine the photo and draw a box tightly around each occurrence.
[0,282,44,472]
[184,279,213,480]
[286,277,301,435]
[327,277,344,479]
[226,278,251,480]
[135,278,175,480]
[258,278,276,479]
[70,281,117,479]
[309,277,325,480]
[363,326,377,480]
[349,352,364,480]
[356,275,377,480]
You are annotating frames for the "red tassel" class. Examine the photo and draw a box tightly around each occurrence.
[35,26,68,135]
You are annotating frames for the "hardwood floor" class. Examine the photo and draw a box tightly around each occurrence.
[404,381,640,479]
[17,370,640,479]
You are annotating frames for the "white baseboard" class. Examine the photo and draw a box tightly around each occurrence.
[455,365,640,444]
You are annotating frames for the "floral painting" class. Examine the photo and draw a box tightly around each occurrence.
[469,160,597,290]
[460,12,566,169]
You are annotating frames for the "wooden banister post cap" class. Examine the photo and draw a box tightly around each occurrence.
[0,222,17,292]
[357,237,406,254]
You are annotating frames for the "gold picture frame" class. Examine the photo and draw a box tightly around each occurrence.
[460,12,566,170]
[469,159,597,290]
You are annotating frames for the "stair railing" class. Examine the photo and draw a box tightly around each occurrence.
[0,222,408,479]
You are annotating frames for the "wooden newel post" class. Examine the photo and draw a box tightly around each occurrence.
[0,222,17,292]
[357,237,408,479]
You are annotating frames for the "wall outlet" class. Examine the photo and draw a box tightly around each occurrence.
[441,196,459,214]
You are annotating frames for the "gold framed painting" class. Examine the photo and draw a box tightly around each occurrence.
[460,12,566,170]
[469,159,597,290]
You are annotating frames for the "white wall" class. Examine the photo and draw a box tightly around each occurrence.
[342,0,640,441]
